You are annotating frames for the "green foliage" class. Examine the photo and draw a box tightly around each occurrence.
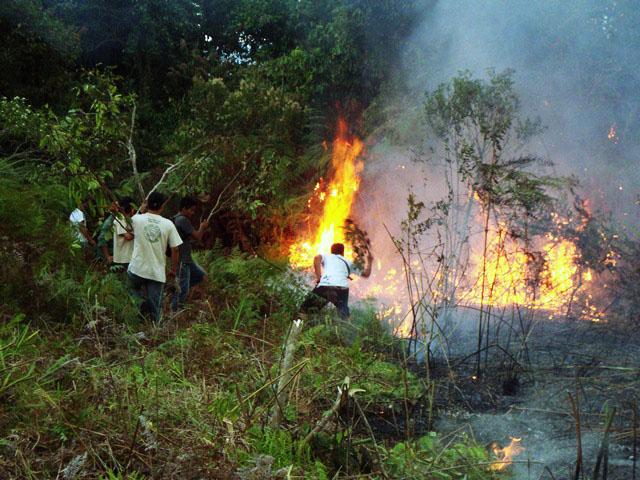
[240,427,331,478]
[0,158,139,323]
[37,268,139,324]
[0,315,38,398]
[1,0,433,253]
[0,71,135,213]
[300,322,423,405]
[425,70,521,146]
[0,0,78,105]
[245,426,307,468]
[51,0,204,102]
[165,72,312,221]
[349,304,398,352]
[196,0,429,111]
[202,249,305,329]
[386,432,499,479]
[423,70,568,222]
[100,471,146,480]
[0,160,79,314]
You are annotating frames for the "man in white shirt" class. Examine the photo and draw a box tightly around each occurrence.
[128,192,183,323]
[112,197,135,267]
[300,242,372,318]
[69,202,96,248]
[97,197,134,267]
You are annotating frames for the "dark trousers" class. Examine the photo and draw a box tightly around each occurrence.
[301,285,350,318]
[171,261,206,310]
[128,272,165,323]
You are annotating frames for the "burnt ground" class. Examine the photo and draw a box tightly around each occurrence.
[430,314,640,479]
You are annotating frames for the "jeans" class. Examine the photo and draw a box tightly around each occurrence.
[171,261,206,310]
[128,272,165,323]
[300,285,350,318]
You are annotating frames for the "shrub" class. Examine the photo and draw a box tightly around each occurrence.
[0,161,80,316]
[200,248,305,331]
[386,432,499,479]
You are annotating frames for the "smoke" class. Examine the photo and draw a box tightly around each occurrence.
[400,0,640,223]
[348,4,639,474]
[349,0,640,332]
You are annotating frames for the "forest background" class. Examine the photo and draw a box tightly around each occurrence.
[2,1,637,479]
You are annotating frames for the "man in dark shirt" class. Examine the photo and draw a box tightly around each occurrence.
[171,197,209,311]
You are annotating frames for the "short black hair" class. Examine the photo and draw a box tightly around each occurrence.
[179,196,198,210]
[119,196,134,214]
[331,243,345,255]
[147,192,165,210]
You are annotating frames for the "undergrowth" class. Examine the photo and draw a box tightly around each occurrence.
[0,249,514,479]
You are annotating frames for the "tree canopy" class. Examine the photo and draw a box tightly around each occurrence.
[1,0,432,246]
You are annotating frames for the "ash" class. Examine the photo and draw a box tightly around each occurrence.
[432,312,640,479]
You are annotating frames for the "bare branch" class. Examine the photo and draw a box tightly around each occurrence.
[125,103,145,201]
[205,165,245,222]
[140,142,206,211]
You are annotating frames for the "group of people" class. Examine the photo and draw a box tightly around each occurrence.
[69,192,209,323]
[70,192,375,323]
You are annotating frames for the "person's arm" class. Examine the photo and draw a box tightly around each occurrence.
[115,216,134,242]
[101,245,112,263]
[190,219,209,242]
[169,247,180,277]
[80,222,96,246]
[313,255,323,284]
[362,253,373,278]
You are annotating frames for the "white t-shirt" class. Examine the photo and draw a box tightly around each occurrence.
[69,208,86,244]
[128,213,183,283]
[318,254,356,288]
[113,216,134,264]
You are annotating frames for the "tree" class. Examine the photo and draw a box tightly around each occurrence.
[158,71,313,249]
[423,70,566,376]
[0,70,135,216]
[0,0,78,106]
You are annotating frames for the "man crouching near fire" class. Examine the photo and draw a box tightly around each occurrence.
[300,242,372,319]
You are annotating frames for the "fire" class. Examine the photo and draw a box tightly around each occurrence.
[465,223,592,312]
[288,120,603,327]
[608,123,619,143]
[289,119,364,266]
[490,437,524,471]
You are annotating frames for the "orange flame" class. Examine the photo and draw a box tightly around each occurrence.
[289,119,364,266]
[490,437,524,471]
[465,223,593,312]
[289,121,603,326]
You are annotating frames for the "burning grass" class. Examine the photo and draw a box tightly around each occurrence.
[463,224,599,317]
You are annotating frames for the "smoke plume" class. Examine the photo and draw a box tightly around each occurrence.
[399,0,640,223]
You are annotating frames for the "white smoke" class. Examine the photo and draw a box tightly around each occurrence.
[399,0,640,223]
[350,0,637,338]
